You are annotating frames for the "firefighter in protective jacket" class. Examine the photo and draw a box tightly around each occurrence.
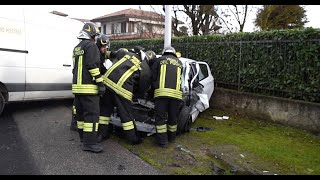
[151,46,183,147]
[100,47,151,145]
[70,35,110,132]
[72,22,106,153]
[95,34,114,142]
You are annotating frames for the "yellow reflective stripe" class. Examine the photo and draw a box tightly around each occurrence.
[99,116,110,125]
[117,65,138,87]
[122,121,134,131]
[89,68,101,77]
[72,84,98,94]
[159,64,166,88]
[77,121,84,129]
[95,77,103,83]
[95,123,99,132]
[154,88,182,99]
[103,77,133,101]
[83,122,93,132]
[77,55,83,85]
[105,54,130,78]
[72,57,75,67]
[156,124,167,133]
[88,68,100,74]
[168,125,177,132]
[72,84,98,89]
[72,90,98,94]
[176,67,181,90]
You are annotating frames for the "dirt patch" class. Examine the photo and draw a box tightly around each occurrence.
[200,144,282,175]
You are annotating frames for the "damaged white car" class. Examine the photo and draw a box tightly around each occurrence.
[109,57,214,136]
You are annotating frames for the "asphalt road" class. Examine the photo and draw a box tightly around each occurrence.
[0,99,161,175]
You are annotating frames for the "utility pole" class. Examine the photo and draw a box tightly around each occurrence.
[164,5,172,49]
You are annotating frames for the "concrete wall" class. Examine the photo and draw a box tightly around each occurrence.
[210,88,320,133]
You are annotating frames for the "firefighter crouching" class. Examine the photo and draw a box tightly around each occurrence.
[72,22,106,153]
[151,46,183,148]
[99,47,151,145]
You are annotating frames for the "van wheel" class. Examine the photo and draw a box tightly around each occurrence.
[0,93,5,116]
[177,105,192,135]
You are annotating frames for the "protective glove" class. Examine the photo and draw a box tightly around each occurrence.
[98,83,106,97]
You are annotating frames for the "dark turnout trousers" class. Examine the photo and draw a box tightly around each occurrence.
[74,95,100,145]
[100,88,142,144]
[154,98,181,146]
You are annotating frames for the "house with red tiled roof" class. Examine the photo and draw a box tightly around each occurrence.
[91,8,166,40]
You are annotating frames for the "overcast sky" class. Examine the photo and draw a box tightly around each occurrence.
[6,5,320,32]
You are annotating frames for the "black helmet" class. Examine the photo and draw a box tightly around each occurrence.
[162,46,177,57]
[96,34,110,49]
[129,46,145,54]
[145,50,156,60]
[82,22,100,38]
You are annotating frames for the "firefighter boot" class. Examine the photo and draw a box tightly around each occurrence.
[125,129,143,145]
[81,132,103,153]
[97,124,110,143]
[168,131,176,143]
[155,133,168,148]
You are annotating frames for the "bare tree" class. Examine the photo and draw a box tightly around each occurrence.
[181,5,221,35]
[218,5,252,33]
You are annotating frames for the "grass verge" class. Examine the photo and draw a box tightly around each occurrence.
[116,108,320,175]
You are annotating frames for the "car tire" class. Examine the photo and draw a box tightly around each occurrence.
[177,105,192,135]
[0,93,5,116]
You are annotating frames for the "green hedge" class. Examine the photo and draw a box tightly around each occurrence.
[110,28,320,103]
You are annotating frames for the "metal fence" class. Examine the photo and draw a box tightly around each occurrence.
[113,39,320,103]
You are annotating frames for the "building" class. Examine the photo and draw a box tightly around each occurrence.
[91,8,165,40]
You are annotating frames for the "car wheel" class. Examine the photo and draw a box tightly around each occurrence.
[177,105,192,135]
[0,93,5,116]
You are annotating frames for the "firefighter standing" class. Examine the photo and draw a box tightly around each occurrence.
[72,22,105,153]
[151,46,183,148]
[95,34,113,142]
[99,47,150,145]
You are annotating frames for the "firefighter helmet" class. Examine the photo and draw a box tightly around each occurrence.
[162,46,177,57]
[145,50,156,60]
[96,34,110,49]
[82,22,100,38]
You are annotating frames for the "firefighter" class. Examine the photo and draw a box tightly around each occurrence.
[144,50,157,100]
[151,46,183,148]
[72,22,106,153]
[145,50,157,68]
[95,34,114,142]
[100,47,150,145]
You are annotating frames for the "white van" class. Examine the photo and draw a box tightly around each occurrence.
[0,7,84,115]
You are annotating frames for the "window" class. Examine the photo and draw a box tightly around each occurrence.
[198,64,209,81]
[103,24,106,34]
[147,24,152,33]
[121,22,126,33]
[111,24,114,34]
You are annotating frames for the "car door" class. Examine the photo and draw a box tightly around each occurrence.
[196,62,214,100]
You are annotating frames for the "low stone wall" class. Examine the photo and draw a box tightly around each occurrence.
[210,88,320,133]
